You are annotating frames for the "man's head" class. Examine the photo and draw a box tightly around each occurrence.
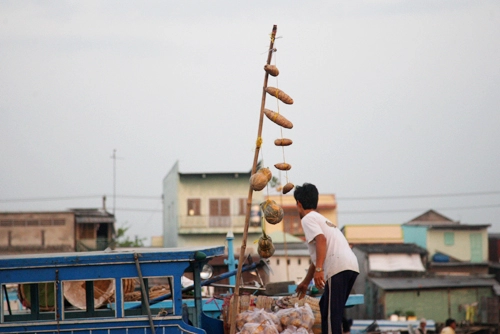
[419,319,426,328]
[294,183,319,210]
[445,319,456,329]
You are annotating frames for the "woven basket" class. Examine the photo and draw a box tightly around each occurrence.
[64,279,115,310]
[18,283,55,311]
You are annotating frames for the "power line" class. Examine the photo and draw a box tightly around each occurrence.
[339,203,500,215]
[0,195,162,203]
[0,195,102,202]
[116,195,162,200]
[116,208,162,212]
[338,190,500,201]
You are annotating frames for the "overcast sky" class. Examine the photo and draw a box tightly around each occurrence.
[1,1,499,246]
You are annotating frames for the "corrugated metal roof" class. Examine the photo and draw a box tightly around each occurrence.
[354,243,428,255]
[370,276,499,290]
[427,224,490,230]
[71,208,115,224]
[429,262,489,267]
[75,217,115,224]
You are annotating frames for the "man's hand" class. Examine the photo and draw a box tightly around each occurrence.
[313,271,325,289]
[295,281,308,299]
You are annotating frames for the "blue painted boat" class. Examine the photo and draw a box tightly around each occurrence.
[0,246,225,334]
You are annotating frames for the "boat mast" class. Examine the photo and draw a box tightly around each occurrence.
[229,24,277,334]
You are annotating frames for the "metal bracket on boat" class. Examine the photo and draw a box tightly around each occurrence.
[134,253,156,334]
[259,259,274,276]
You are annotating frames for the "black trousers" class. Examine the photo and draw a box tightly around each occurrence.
[319,270,358,334]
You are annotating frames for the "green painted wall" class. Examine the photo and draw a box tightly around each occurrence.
[384,287,492,323]
[427,229,488,262]
[385,289,448,321]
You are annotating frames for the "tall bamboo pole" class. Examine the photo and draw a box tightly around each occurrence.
[229,24,277,334]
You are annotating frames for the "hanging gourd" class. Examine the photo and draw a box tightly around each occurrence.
[265,87,294,105]
[264,109,293,129]
[274,162,291,171]
[249,167,272,191]
[282,182,294,194]
[264,64,279,77]
[260,199,284,225]
[257,231,275,258]
[274,138,293,146]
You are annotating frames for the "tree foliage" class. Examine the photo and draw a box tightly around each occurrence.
[114,223,145,248]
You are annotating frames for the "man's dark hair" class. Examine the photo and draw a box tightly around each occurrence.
[445,319,456,327]
[293,183,318,210]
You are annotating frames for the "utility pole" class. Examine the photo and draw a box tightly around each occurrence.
[111,149,117,215]
[110,149,124,215]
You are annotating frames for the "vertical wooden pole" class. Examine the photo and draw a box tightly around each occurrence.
[229,24,277,334]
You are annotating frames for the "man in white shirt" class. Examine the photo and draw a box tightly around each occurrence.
[294,183,359,334]
[440,319,456,334]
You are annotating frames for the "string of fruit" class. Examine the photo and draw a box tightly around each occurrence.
[231,25,286,334]
[249,42,295,260]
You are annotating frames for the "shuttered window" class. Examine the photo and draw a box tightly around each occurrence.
[239,198,247,216]
[209,199,230,227]
[209,199,230,216]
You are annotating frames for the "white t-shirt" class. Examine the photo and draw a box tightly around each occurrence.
[301,211,359,279]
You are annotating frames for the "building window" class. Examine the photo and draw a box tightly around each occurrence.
[284,210,303,235]
[298,259,301,265]
[287,259,290,265]
[209,198,230,227]
[276,259,280,265]
[8,231,12,247]
[0,220,13,227]
[41,230,45,246]
[444,232,454,246]
[239,198,247,216]
[80,224,95,239]
[187,199,201,216]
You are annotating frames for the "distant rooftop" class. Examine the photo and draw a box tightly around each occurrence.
[370,276,499,291]
[404,209,458,226]
[354,243,428,255]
